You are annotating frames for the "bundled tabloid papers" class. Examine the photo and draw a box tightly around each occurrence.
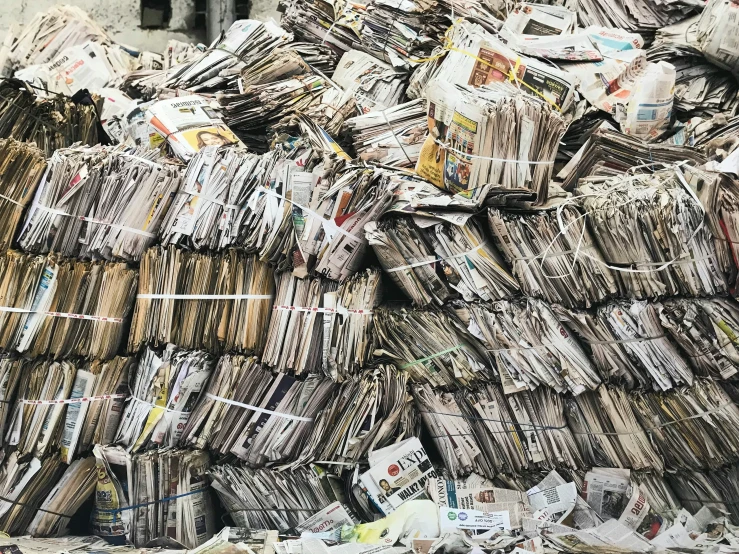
[114,345,215,452]
[91,445,214,548]
[373,307,492,387]
[0,251,136,359]
[324,268,381,380]
[344,99,427,168]
[0,5,111,75]
[366,215,518,306]
[576,168,727,298]
[146,95,241,161]
[19,146,182,261]
[164,20,291,92]
[128,246,274,354]
[209,466,337,531]
[332,50,407,114]
[0,139,47,251]
[0,80,100,156]
[415,77,567,204]
[263,273,338,374]
[488,206,617,308]
[464,298,600,395]
[293,364,418,467]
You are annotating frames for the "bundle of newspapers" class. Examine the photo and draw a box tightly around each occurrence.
[91,445,214,548]
[128,246,274,353]
[0,80,100,156]
[18,146,182,261]
[0,251,136,359]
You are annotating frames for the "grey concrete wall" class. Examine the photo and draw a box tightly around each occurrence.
[0,0,205,52]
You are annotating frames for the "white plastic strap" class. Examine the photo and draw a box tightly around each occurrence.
[206,392,313,422]
[137,293,272,300]
[118,153,165,168]
[272,304,372,315]
[0,306,123,323]
[18,394,127,405]
[256,186,361,243]
[434,139,555,165]
[386,241,489,273]
[30,203,156,238]
[0,193,24,207]
[128,396,190,414]
[177,189,240,210]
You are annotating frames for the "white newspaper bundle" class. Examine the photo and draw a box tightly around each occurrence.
[324,268,382,381]
[27,457,96,537]
[556,300,694,391]
[0,5,110,75]
[691,167,739,291]
[91,445,214,548]
[359,437,437,515]
[0,252,137,360]
[415,78,568,205]
[345,99,428,168]
[294,365,418,467]
[466,299,600,395]
[114,346,216,452]
[146,95,241,161]
[0,139,46,251]
[0,453,65,536]
[332,50,407,114]
[208,466,334,530]
[373,307,492,387]
[658,297,739,380]
[565,387,663,471]
[412,21,576,109]
[366,216,518,306]
[0,355,23,448]
[263,273,338,374]
[128,247,275,354]
[629,379,739,471]
[568,0,701,33]
[180,353,334,465]
[360,0,445,70]
[232,373,335,467]
[503,3,577,38]
[697,0,739,77]
[6,359,77,458]
[159,145,262,250]
[165,20,291,91]
[488,206,617,309]
[15,41,139,97]
[60,356,133,463]
[428,476,531,530]
[179,354,262,451]
[576,168,727,299]
[412,383,489,478]
[19,146,182,261]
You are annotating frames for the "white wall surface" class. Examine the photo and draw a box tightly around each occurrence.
[0,0,205,52]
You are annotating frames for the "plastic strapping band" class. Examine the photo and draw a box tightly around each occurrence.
[29,203,156,238]
[387,241,489,273]
[0,193,24,207]
[272,305,372,315]
[17,394,127,406]
[137,293,272,300]
[0,494,72,519]
[400,345,463,369]
[177,189,240,210]
[206,393,313,422]
[0,306,123,323]
[433,138,555,165]
[128,396,190,414]
[118,153,165,168]
[586,335,666,346]
[256,186,361,243]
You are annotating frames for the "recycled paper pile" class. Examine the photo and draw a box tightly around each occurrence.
[7,1,739,553]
